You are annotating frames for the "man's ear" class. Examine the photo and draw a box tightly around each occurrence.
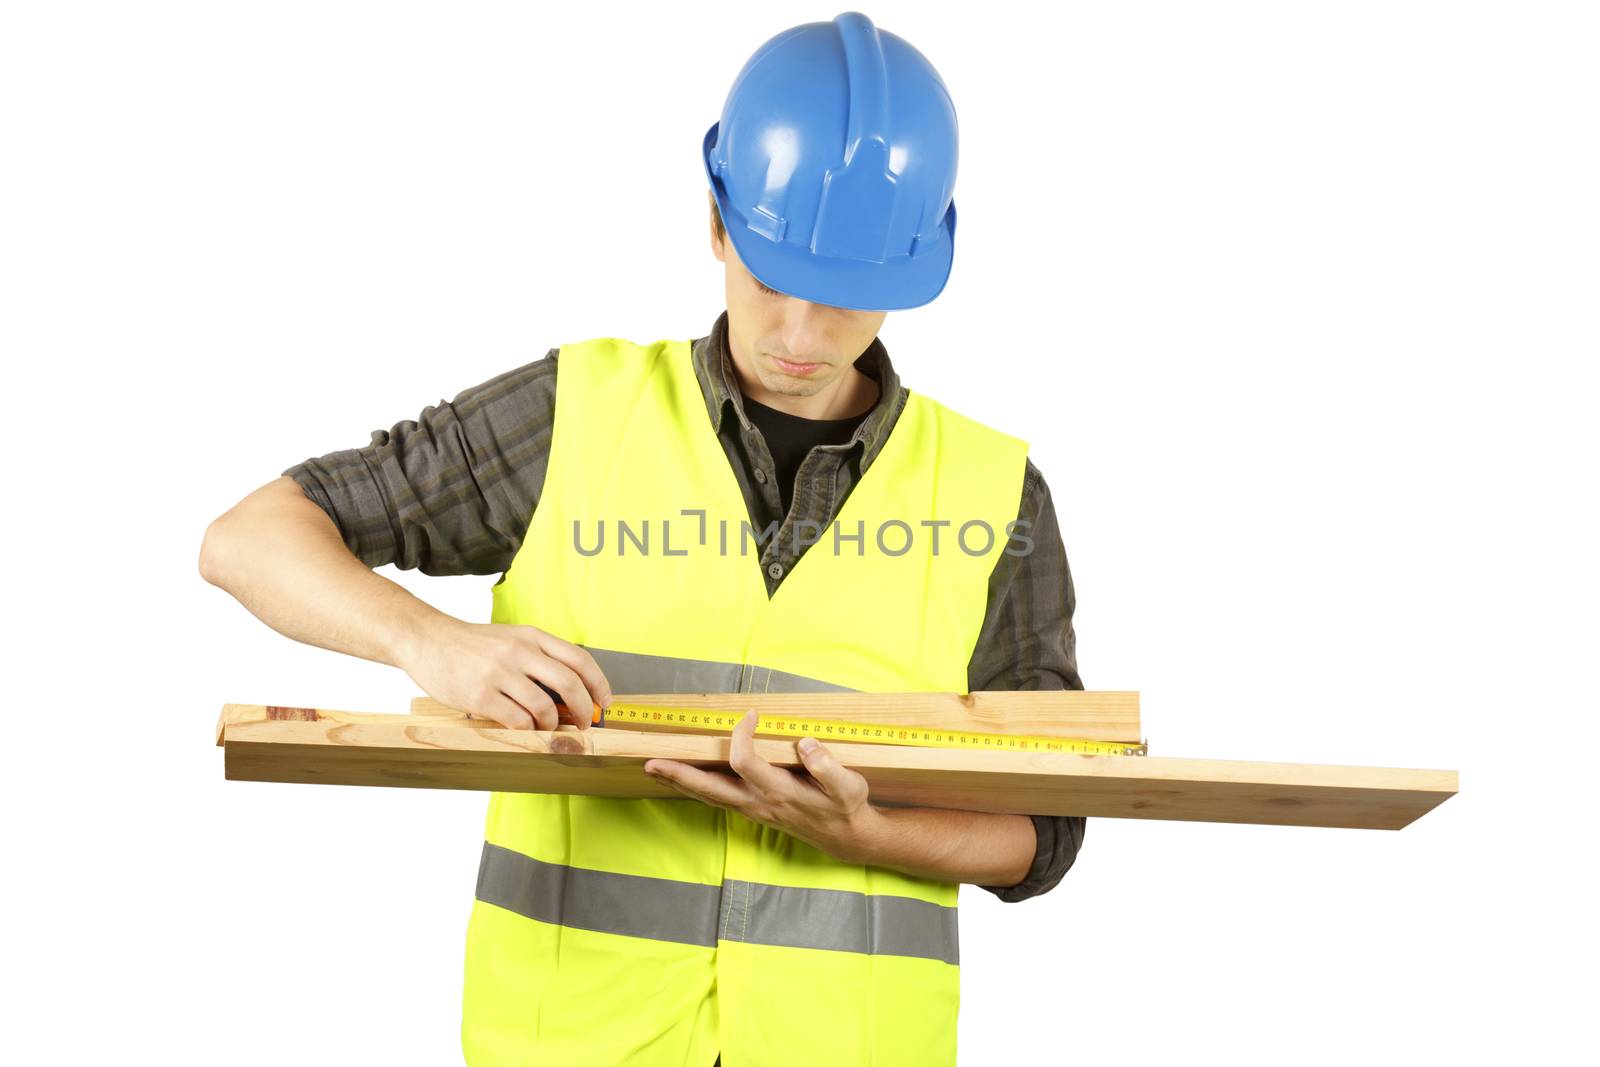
[708,192,726,263]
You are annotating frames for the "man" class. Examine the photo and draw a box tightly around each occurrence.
[200,13,1086,1066]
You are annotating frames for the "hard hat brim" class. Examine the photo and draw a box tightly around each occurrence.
[702,123,955,313]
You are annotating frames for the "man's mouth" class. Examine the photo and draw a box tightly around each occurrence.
[769,354,825,375]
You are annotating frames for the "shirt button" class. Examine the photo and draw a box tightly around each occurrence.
[767,561,784,579]
[754,468,768,484]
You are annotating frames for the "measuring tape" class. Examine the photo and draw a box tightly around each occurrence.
[591,701,1148,756]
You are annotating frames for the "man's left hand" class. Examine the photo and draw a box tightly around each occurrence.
[643,711,885,863]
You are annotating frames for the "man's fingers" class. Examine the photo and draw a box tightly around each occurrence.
[646,759,758,809]
[726,711,799,799]
[533,631,614,717]
[795,737,867,805]
[481,691,537,731]
[499,675,559,730]
[520,657,594,730]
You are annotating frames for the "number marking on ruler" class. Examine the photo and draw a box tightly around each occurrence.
[592,702,1147,756]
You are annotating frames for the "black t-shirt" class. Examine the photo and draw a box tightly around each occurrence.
[740,390,871,518]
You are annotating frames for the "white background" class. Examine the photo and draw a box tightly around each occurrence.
[4,2,1595,1063]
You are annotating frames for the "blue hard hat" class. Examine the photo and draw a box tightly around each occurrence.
[703,12,959,312]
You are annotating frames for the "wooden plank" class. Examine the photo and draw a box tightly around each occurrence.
[218,703,1457,830]
[409,689,1143,742]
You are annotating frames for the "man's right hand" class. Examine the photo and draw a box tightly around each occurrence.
[395,615,614,731]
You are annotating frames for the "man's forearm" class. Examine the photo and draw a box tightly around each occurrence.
[198,476,441,668]
[839,805,1036,888]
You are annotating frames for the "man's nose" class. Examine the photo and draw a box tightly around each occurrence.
[777,302,831,357]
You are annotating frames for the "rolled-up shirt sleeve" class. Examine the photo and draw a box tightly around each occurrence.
[281,348,560,576]
[968,460,1089,903]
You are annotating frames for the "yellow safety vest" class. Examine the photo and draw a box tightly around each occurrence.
[461,334,1029,1067]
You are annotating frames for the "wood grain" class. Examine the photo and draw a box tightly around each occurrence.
[216,702,1457,830]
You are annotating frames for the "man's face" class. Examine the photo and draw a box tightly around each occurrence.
[709,192,888,401]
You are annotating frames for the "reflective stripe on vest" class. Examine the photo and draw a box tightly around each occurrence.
[585,645,855,696]
[462,336,1029,1067]
[477,842,959,966]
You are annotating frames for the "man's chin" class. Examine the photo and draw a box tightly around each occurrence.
[762,382,815,399]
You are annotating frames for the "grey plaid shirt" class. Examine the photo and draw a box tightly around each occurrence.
[283,309,1087,901]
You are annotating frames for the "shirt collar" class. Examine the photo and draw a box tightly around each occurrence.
[691,309,906,466]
